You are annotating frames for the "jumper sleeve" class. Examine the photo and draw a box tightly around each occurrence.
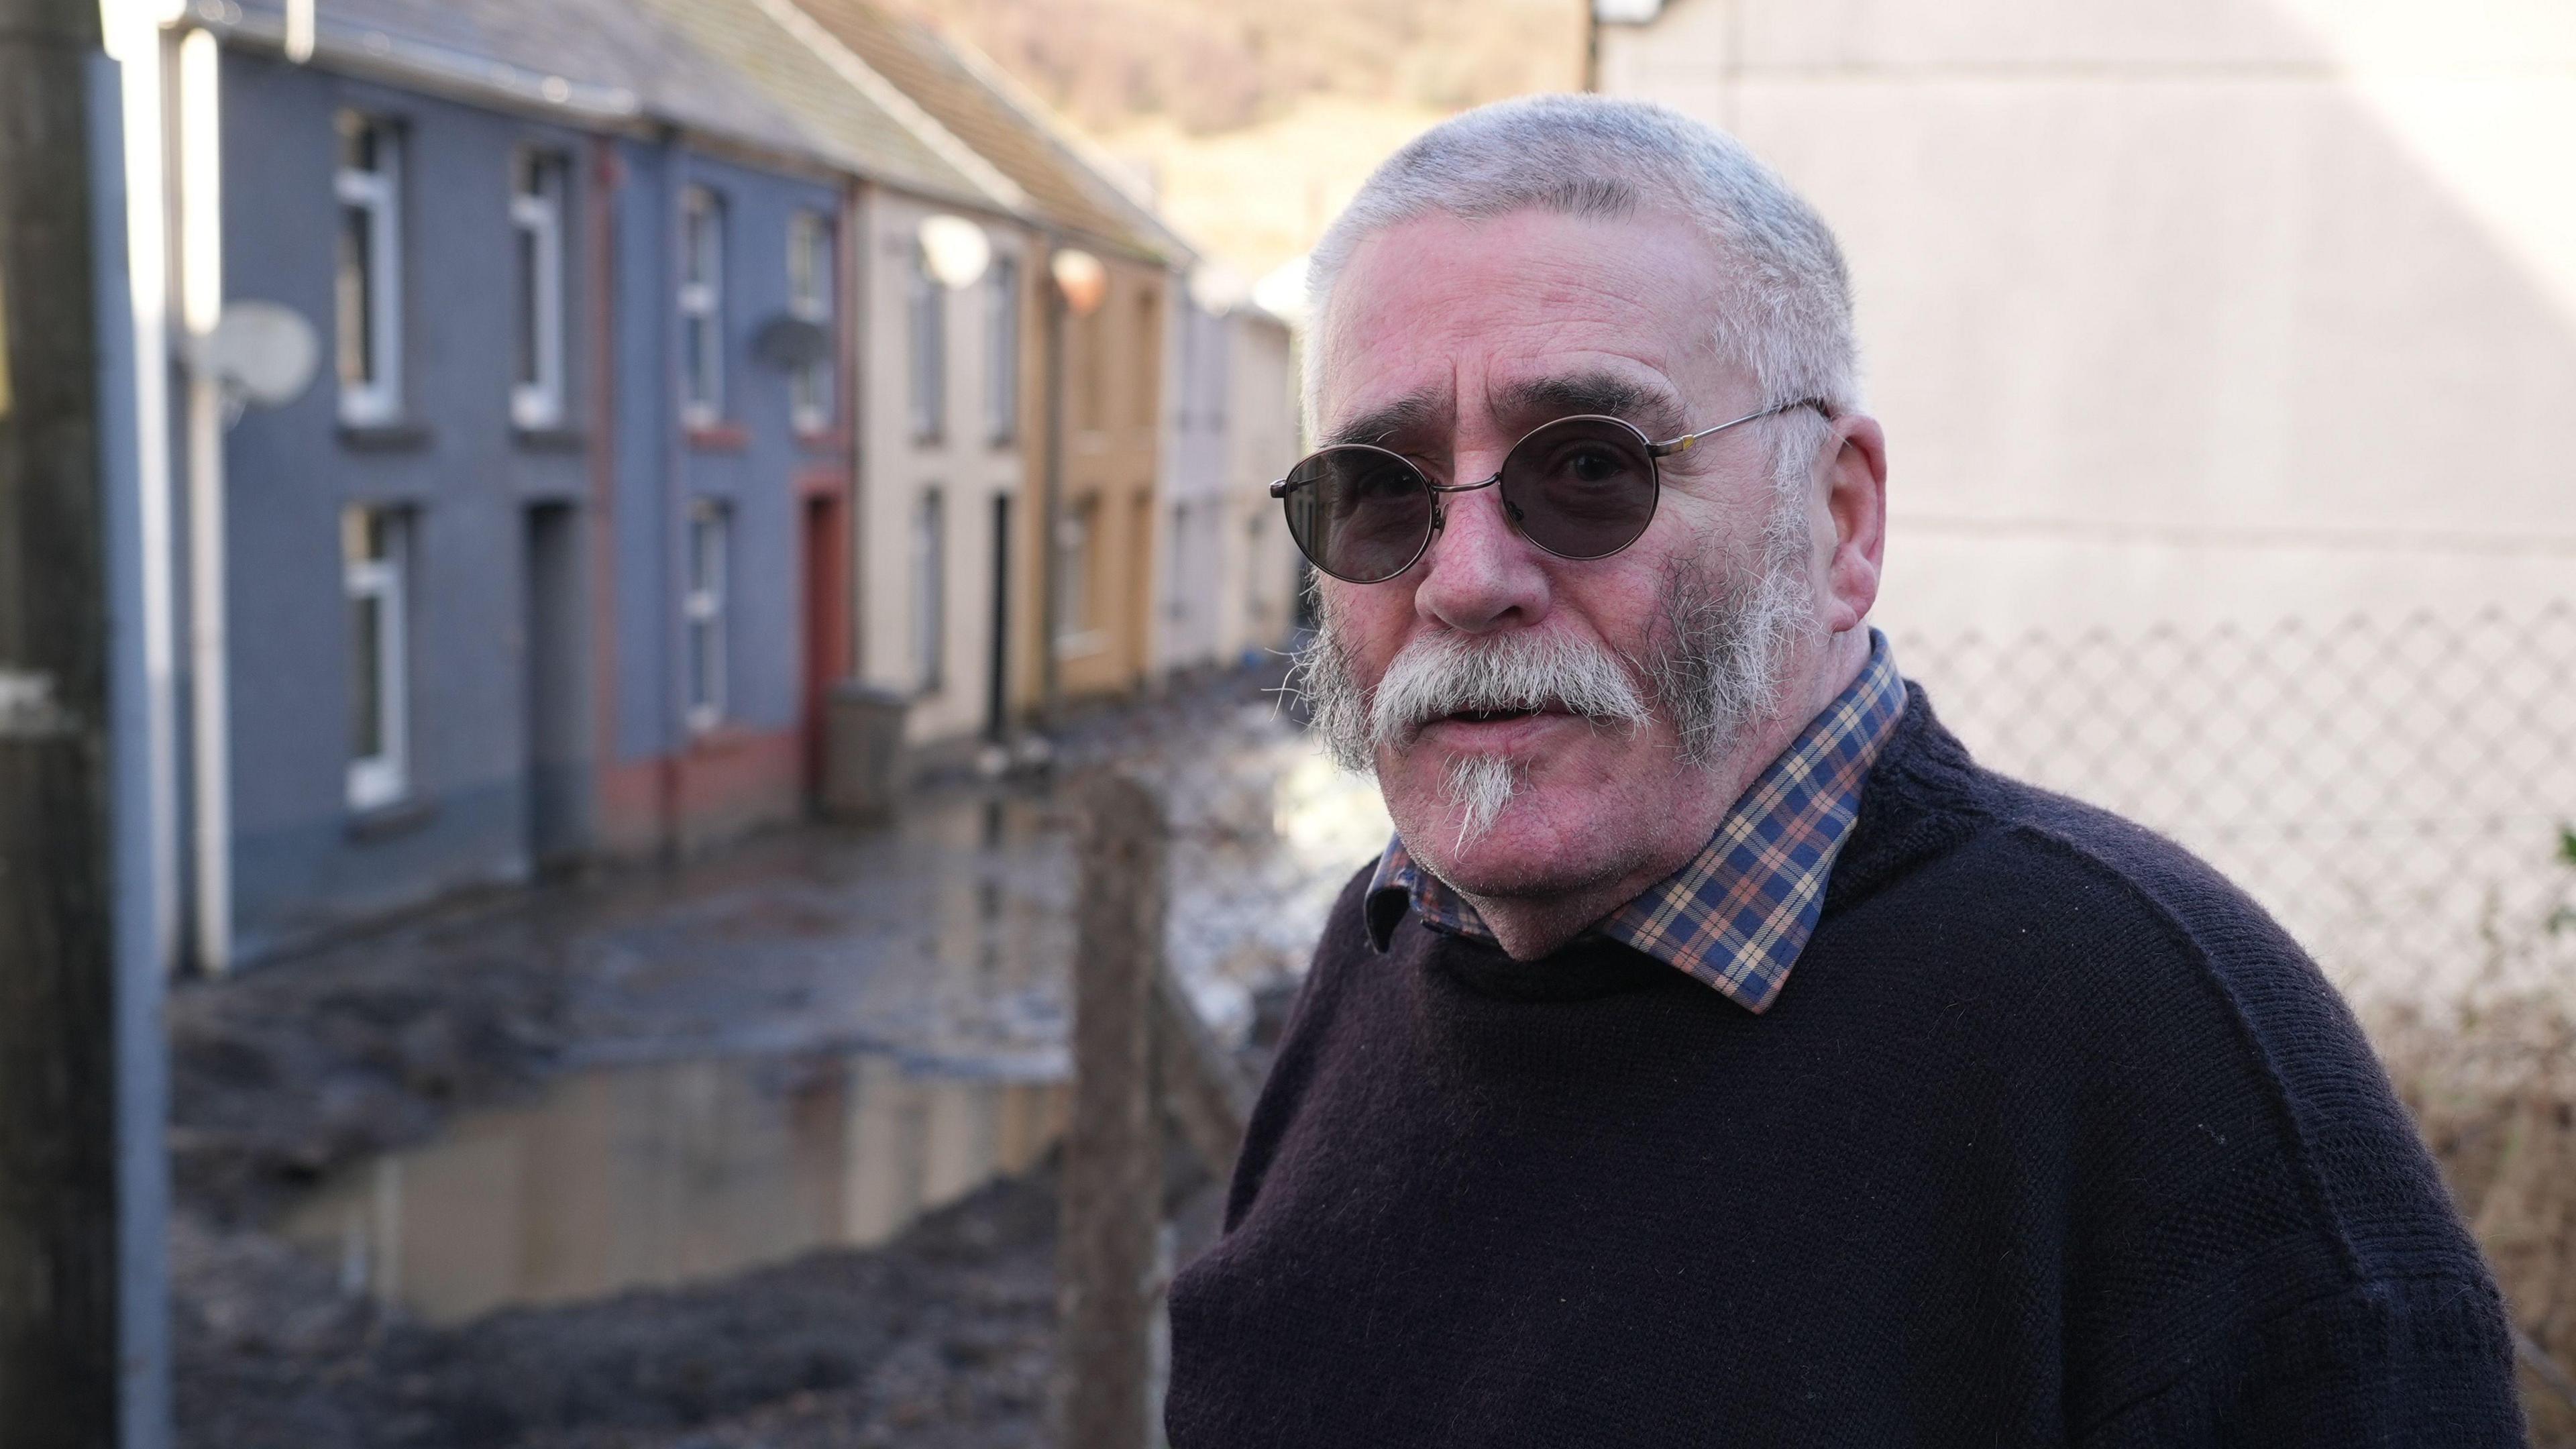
[2073,1272,2524,1448]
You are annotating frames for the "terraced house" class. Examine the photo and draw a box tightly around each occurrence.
[131,0,1295,969]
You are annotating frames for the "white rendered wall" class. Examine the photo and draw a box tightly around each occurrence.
[1597,0,2576,637]
[857,191,1032,744]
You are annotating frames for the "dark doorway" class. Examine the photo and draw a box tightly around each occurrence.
[524,502,588,873]
[801,492,850,799]
[985,494,1012,740]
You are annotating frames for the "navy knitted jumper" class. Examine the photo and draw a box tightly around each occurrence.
[1166,686,2522,1446]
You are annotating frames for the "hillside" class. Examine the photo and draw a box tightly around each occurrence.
[896,0,1589,280]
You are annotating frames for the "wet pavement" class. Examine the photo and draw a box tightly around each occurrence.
[175,663,1387,1327]
[276,1051,1069,1326]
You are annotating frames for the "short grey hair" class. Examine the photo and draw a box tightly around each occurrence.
[1306,94,1860,448]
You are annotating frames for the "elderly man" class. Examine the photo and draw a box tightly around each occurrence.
[1164,96,2521,1446]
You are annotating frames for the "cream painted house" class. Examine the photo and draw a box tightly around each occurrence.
[1593,0,2576,636]
[855,192,1040,745]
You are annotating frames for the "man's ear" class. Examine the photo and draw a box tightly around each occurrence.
[1819,414,1887,634]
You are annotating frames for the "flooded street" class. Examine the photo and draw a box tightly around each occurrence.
[219,680,1385,1327]
[278,1053,1069,1326]
[170,667,1383,1446]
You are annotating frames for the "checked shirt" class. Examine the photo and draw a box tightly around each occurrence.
[1362,631,1907,1014]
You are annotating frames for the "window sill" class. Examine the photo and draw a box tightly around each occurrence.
[345,796,436,843]
[513,425,586,453]
[338,422,435,453]
[796,426,849,454]
[1054,630,1106,660]
[686,422,749,453]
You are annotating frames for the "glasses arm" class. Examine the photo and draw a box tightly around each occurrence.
[1647,398,1831,458]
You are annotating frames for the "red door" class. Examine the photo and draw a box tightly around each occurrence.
[800,492,849,798]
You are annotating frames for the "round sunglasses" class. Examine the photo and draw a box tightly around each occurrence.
[1271,398,1829,585]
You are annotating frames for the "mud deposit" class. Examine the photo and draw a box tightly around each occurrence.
[176,1167,1063,1448]
[170,664,1309,1449]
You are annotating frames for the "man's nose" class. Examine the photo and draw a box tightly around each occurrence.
[1413,474,1551,633]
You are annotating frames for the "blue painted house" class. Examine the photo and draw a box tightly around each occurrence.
[167,0,1012,963]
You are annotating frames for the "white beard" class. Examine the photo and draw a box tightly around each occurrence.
[1442,752,1523,854]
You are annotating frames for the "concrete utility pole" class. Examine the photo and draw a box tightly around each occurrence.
[0,0,124,1442]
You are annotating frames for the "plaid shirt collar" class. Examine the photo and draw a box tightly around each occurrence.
[1362,629,1907,1014]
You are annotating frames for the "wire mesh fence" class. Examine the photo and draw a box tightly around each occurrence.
[1128,599,2576,1040]
[1890,601,2576,1014]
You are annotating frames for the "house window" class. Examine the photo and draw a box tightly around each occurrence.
[685,500,729,733]
[985,254,1018,444]
[1164,500,1192,624]
[1053,498,1095,654]
[335,113,403,426]
[1131,288,1160,429]
[1246,513,1270,629]
[908,246,945,442]
[1072,308,1104,433]
[679,186,725,428]
[511,151,569,430]
[344,507,411,810]
[910,488,946,692]
[788,209,835,433]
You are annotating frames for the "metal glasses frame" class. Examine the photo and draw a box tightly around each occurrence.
[1269,396,1831,583]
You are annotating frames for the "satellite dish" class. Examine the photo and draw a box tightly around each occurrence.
[197,301,319,408]
[918,214,993,290]
[1051,248,1108,318]
[753,315,833,370]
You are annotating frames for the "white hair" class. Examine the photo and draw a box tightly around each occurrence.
[1305,93,1861,468]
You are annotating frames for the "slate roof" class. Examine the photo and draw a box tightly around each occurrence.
[619,0,1007,211]
[200,0,1000,209]
[786,0,1187,260]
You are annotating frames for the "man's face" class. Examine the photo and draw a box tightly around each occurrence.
[1307,207,1832,902]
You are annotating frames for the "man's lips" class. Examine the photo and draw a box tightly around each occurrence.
[1414,704,1577,741]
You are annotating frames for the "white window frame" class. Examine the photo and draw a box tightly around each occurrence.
[679,186,724,429]
[911,488,946,693]
[907,247,945,443]
[788,210,836,434]
[511,152,568,430]
[1053,499,1098,657]
[985,254,1019,445]
[335,115,404,427]
[684,501,729,734]
[345,508,410,811]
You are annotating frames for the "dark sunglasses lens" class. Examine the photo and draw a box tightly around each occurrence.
[1281,447,1433,583]
[1498,418,1659,559]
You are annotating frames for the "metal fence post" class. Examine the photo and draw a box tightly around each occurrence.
[1058,771,1167,1449]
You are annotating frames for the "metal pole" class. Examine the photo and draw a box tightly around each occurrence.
[1037,237,1067,728]
[0,0,125,1443]
[93,10,175,1440]
[176,24,231,973]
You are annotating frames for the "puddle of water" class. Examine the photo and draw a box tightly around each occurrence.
[278,1052,1067,1325]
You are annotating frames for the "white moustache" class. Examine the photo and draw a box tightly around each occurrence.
[1367,629,1653,749]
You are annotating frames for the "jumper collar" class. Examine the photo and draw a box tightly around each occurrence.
[1362,629,1906,1014]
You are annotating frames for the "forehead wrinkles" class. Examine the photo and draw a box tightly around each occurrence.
[1320,213,1731,442]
